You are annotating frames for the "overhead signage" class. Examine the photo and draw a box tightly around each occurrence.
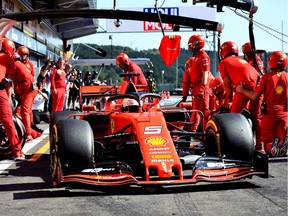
[143,7,179,31]
[106,6,216,33]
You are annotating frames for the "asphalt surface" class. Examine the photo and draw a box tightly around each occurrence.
[0,122,287,216]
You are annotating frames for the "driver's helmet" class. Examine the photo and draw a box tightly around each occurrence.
[116,53,130,70]
[122,98,139,112]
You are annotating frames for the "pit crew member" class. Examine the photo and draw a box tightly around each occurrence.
[218,41,263,152]
[116,53,148,86]
[187,34,211,128]
[14,45,39,142]
[236,51,288,157]
[0,38,23,160]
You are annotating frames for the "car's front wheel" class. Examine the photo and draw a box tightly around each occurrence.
[205,113,254,162]
[50,119,94,186]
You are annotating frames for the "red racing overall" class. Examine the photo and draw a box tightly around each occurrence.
[219,56,262,147]
[188,50,210,130]
[255,70,288,154]
[14,58,38,138]
[0,52,21,155]
[50,62,67,113]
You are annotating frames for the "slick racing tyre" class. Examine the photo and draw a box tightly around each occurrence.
[0,115,26,154]
[50,119,94,175]
[49,110,79,135]
[205,113,254,162]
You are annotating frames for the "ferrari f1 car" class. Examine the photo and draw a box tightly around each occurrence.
[49,85,268,187]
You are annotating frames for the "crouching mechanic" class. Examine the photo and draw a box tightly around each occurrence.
[116,53,148,87]
[208,76,226,111]
[236,51,288,157]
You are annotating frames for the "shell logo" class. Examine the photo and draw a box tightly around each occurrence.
[275,85,284,95]
[145,137,168,146]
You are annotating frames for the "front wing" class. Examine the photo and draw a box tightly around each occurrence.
[58,154,268,187]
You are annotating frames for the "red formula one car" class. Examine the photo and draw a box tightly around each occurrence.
[49,83,268,187]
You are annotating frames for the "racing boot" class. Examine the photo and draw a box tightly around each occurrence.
[31,129,42,139]
[278,136,287,157]
[265,137,280,157]
[14,150,25,161]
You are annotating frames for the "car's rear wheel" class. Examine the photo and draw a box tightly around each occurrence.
[50,119,94,180]
[205,113,254,162]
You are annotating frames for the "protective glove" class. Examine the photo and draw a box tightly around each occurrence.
[0,78,12,90]
[0,83,5,90]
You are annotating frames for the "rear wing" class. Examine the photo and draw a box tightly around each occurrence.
[80,85,118,97]
[79,85,118,111]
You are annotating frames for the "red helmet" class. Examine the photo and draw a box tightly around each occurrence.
[219,41,239,60]
[188,35,205,51]
[209,77,225,94]
[268,51,288,70]
[242,42,252,55]
[116,53,130,69]
[1,38,15,58]
[17,46,29,55]
[185,57,195,70]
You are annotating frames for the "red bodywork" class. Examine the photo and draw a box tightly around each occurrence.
[52,84,268,188]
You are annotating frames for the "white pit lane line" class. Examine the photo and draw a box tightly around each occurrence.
[0,128,49,174]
